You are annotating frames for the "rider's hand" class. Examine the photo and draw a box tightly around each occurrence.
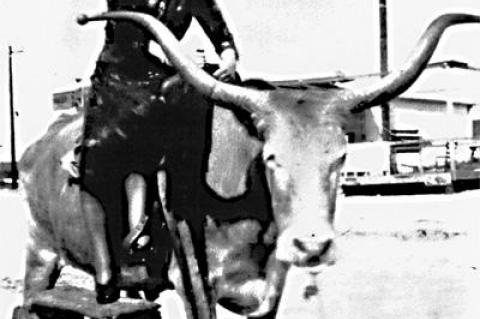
[193,49,206,69]
[213,48,237,81]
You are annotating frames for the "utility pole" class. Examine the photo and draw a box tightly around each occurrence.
[8,45,22,189]
[379,0,390,141]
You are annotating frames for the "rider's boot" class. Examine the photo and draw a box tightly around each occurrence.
[80,190,120,304]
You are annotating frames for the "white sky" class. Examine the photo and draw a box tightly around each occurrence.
[1,0,480,159]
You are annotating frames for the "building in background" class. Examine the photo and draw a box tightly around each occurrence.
[52,85,90,112]
[341,60,480,189]
[344,60,480,143]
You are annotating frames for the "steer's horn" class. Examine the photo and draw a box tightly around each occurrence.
[351,13,480,112]
[77,11,268,114]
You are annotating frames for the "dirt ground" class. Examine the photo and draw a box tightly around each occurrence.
[1,188,480,319]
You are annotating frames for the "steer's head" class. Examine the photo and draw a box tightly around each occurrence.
[249,88,351,266]
[79,12,480,268]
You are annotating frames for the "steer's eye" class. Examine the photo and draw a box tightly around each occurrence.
[264,154,280,169]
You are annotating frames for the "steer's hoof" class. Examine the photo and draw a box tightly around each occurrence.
[96,283,120,304]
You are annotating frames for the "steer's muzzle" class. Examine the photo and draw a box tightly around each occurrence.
[293,234,336,267]
[276,228,336,268]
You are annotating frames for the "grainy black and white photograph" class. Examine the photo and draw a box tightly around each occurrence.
[1,1,480,318]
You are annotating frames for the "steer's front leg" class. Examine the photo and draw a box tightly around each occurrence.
[157,170,216,319]
[214,250,289,318]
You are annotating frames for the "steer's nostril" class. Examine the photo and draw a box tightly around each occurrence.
[293,238,307,252]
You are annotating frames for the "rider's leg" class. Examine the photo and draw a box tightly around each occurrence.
[124,172,150,249]
[80,190,119,303]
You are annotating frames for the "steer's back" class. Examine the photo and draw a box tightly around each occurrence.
[19,112,86,255]
[20,113,82,173]
[20,112,82,194]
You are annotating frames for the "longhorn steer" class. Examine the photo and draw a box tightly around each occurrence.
[17,11,480,319]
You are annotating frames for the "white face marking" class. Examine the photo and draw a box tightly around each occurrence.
[272,165,290,192]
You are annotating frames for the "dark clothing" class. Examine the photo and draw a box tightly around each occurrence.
[82,0,238,160]
[82,0,238,144]
[81,66,211,265]
[100,0,238,80]
[79,0,236,272]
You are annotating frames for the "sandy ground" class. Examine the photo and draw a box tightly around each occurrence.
[1,188,480,319]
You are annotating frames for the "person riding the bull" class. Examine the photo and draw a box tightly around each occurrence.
[75,0,240,304]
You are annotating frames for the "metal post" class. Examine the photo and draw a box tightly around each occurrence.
[8,46,18,189]
[379,0,390,141]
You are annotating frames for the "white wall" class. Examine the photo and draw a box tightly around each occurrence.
[356,98,475,144]
[391,99,471,139]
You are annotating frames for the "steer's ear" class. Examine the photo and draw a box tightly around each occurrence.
[206,107,262,198]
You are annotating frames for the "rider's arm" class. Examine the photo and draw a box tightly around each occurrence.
[192,0,239,59]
